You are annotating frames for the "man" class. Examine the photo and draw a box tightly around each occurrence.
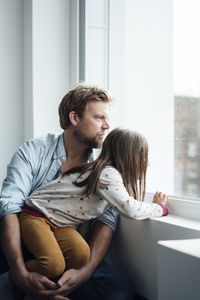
[0,83,134,300]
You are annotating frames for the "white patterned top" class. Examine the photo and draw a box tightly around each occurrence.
[26,166,164,227]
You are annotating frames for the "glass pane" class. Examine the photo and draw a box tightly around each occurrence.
[86,0,200,200]
[174,96,200,199]
[108,0,174,194]
[174,0,200,199]
[86,27,108,87]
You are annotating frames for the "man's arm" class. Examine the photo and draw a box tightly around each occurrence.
[0,214,57,297]
[1,214,26,277]
[80,221,113,274]
[39,221,114,298]
[61,221,113,283]
[0,140,58,298]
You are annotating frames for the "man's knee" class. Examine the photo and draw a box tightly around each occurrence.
[68,263,135,300]
[92,263,134,300]
[106,266,134,299]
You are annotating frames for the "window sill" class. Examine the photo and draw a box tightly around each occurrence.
[158,238,200,258]
[146,192,200,221]
[151,214,200,232]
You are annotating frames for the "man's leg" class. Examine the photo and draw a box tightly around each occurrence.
[69,262,135,300]
[0,236,35,275]
[0,241,9,274]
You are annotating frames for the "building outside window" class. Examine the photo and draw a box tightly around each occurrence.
[174,0,200,200]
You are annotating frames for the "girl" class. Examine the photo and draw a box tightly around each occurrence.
[19,128,168,280]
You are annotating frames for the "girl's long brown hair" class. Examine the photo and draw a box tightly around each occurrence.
[63,128,149,201]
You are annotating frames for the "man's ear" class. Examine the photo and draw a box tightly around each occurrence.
[69,111,80,126]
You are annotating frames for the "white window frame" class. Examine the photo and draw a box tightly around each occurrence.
[70,0,200,222]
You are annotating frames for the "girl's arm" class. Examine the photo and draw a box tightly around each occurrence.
[97,167,168,220]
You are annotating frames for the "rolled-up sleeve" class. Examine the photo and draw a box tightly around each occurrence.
[0,145,34,218]
[92,207,119,232]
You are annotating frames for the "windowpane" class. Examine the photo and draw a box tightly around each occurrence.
[108,0,174,195]
[85,0,200,200]
[85,0,108,87]
[174,0,200,199]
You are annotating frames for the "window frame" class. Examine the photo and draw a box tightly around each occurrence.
[73,0,200,222]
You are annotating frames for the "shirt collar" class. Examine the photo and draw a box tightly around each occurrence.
[53,133,66,159]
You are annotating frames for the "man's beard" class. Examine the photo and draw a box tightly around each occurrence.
[74,130,103,149]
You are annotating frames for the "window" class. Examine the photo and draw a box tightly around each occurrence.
[83,0,200,206]
[85,0,174,195]
[174,0,200,200]
[80,0,109,87]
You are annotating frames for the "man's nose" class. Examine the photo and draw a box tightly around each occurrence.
[103,119,110,129]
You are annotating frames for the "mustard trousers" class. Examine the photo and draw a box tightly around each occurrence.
[19,212,90,280]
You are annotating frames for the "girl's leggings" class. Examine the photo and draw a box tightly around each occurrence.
[18,212,90,280]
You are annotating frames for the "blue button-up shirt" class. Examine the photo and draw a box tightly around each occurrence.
[0,133,118,231]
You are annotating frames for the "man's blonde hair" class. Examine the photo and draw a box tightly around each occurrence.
[59,83,113,130]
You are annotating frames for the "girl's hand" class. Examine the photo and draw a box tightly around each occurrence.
[153,192,168,205]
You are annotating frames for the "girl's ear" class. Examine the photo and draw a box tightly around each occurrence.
[69,111,80,126]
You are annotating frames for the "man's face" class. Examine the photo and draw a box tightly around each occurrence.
[74,100,110,148]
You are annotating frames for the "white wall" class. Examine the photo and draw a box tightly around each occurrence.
[158,239,200,300]
[113,216,200,300]
[0,0,24,188]
[31,0,70,137]
[0,0,71,190]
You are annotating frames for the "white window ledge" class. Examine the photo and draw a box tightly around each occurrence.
[158,238,200,258]
[146,192,200,222]
[152,214,200,232]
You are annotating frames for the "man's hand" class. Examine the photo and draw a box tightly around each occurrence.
[39,268,89,299]
[11,270,58,299]
[57,268,87,291]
